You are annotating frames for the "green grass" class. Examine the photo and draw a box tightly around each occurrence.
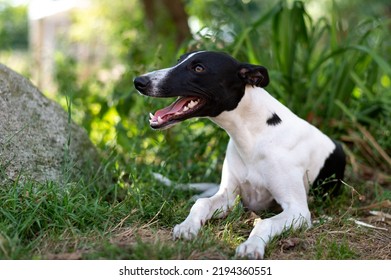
[0,179,119,259]
[1,151,389,260]
[315,237,357,260]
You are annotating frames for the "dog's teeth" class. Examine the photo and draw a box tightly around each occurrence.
[158,116,163,124]
[149,112,154,119]
[188,101,195,109]
[183,106,189,112]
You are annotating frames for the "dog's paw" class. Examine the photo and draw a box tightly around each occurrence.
[173,222,200,240]
[235,236,266,260]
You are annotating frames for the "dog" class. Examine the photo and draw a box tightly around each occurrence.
[134,51,346,259]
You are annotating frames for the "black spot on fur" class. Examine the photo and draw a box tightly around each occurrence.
[266,113,282,126]
[312,140,346,197]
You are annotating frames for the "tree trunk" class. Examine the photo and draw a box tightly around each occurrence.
[141,0,191,46]
[162,0,191,46]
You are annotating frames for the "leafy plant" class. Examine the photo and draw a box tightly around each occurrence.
[191,0,391,176]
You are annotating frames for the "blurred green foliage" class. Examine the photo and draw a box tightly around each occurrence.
[0,1,28,49]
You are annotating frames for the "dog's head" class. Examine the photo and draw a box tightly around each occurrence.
[134,51,269,129]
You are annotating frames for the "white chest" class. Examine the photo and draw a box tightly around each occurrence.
[236,165,275,213]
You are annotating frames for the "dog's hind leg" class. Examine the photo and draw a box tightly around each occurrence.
[152,172,219,199]
[189,184,219,200]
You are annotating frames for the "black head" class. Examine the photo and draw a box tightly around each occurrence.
[134,51,269,129]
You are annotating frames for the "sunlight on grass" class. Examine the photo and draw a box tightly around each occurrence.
[90,107,120,145]
[381,75,390,88]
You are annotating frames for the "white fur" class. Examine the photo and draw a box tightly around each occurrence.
[173,86,335,259]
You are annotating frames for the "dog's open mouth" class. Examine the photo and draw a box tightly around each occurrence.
[149,96,206,129]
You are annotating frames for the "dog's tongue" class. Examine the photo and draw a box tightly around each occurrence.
[153,97,193,120]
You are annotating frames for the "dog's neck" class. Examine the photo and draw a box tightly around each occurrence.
[210,86,286,157]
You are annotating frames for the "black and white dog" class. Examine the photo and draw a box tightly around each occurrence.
[134,51,346,259]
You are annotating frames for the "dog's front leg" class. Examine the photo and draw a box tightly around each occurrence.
[235,204,310,259]
[173,159,239,240]
[172,192,231,240]
[236,171,311,259]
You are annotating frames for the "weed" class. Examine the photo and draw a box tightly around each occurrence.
[315,236,358,260]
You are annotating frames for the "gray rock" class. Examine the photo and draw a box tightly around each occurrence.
[0,63,100,185]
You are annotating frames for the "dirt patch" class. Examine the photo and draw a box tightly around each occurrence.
[113,223,173,246]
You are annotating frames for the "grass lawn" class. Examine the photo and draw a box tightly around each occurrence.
[1,134,390,260]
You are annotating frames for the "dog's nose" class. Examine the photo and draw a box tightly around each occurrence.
[134,76,151,92]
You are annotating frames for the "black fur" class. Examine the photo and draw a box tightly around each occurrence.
[313,140,346,196]
[134,52,269,129]
[266,113,282,126]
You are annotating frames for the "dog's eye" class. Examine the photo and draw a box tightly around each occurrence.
[193,64,205,73]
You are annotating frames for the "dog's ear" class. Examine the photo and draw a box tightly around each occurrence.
[238,64,269,87]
